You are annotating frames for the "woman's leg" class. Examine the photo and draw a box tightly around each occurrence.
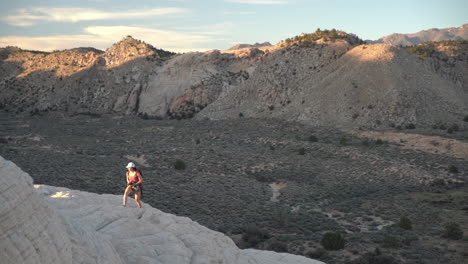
[134,192,142,208]
[123,185,133,206]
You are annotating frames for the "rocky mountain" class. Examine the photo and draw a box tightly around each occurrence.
[1,29,468,128]
[0,155,322,264]
[370,24,468,46]
[228,42,272,50]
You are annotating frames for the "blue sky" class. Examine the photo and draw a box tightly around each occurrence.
[0,0,466,52]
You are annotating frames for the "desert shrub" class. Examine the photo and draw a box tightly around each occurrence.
[375,139,384,145]
[272,207,290,227]
[195,139,200,144]
[450,123,459,132]
[443,222,463,240]
[405,123,416,129]
[448,165,458,174]
[239,112,244,117]
[266,239,288,253]
[308,135,318,142]
[382,236,400,248]
[431,178,446,186]
[321,232,345,250]
[447,128,454,134]
[361,139,370,146]
[268,105,275,111]
[242,225,270,247]
[174,159,186,170]
[270,145,275,150]
[298,147,306,155]
[349,248,397,264]
[352,113,359,119]
[339,136,348,145]
[439,124,447,130]
[463,115,468,122]
[306,248,327,259]
[0,138,8,144]
[399,216,412,230]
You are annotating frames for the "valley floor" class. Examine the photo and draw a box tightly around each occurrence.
[0,112,467,264]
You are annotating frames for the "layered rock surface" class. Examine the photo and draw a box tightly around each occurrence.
[0,156,323,264]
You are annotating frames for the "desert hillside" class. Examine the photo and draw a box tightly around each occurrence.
[1,29,467,128]
[370,24,468,46]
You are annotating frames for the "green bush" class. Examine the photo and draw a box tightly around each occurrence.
[448,165,458,174]
[174,159,186,170]
[266,239,288,253]
[339,136,348,145]
[239,112,244,117]
[242,225,270,247]
[361,139,370,146]
[375,139,384,145]
[450,123,459,132]
[399,216,412,230]
[321,232,345,250]
[463,115,468,122]
[305,248,327,259]
[308,135,318,142]
[298,147,306,155]
[405,123,416,129]
[383,236,400,248]
[444,222,463,240]
[272,207,290,227]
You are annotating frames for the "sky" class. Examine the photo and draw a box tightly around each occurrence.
[0,0,466,53]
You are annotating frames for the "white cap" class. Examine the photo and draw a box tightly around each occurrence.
[126,162,136,168]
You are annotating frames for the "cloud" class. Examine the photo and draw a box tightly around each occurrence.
[0,26,221,53]
[226,0,288,4]
[223,11,257,15]
[2,7,187,26]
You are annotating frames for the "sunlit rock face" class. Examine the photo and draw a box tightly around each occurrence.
[0,156,323,264]
[0,156,73,264]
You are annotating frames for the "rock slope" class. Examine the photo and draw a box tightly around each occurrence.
[0,156,322,264]
[370,24,468,46]
[1,30,468,128]
[198,42,468,127]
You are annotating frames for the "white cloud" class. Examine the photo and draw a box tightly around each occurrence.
[2,7,187,26]
[0,26,221,52]
[226,0,288,4]
[223,11,257,15]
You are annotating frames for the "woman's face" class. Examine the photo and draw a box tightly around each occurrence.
[128,167,135,172]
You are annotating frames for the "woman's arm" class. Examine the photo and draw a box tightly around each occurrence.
[126,172,130,185]
[135,172,143,184]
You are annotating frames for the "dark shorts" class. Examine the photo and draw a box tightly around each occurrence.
[131,184,143,198]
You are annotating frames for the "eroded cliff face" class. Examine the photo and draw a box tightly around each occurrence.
[0,156,323,264]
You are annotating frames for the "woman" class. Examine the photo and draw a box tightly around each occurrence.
[123,162,143,208]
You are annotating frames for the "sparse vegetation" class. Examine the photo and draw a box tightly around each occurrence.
[308,135,318,142]
[298,147,306,155]
[321,232,345,250]
[174,159,186,170]
[443,222,463,240]
[448,165,458,174]
[405,123,416,129]
[281,28,364,47]
[399,216,412,230]
[241,225,270,247]
[464,115,468,122]
[339,136,348,145]
[383,236,401,248]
